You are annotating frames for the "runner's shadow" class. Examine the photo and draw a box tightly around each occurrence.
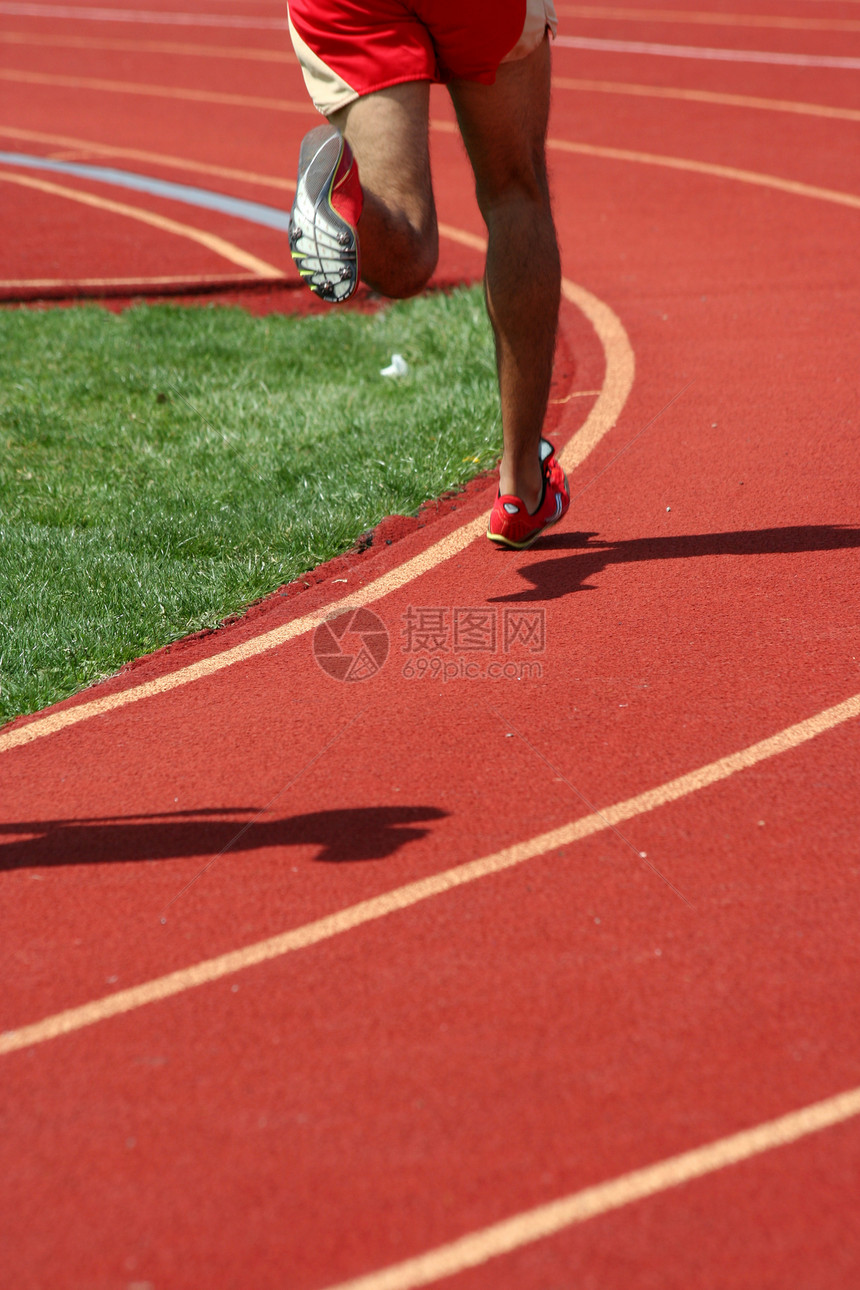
[0,805,448,871]
[490,525,860,602]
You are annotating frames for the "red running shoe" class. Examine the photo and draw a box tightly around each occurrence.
[289,124,364,303]
[487,438,570,549]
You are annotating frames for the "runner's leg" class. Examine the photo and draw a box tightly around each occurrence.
[329,82,439,299]
[448,34,560,512]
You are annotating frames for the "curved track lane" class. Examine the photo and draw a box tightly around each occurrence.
[1,3,859,1287]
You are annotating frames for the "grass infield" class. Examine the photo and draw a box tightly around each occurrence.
[1,288,499,723]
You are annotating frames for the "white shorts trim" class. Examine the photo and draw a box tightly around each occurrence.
[503,0,558,65]
[288,10,360,117]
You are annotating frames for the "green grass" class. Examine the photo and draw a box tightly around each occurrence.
[0,288,500,723]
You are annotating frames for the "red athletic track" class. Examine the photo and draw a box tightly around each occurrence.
[2,4,860,1288]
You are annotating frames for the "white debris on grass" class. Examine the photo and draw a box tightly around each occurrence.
[380,353,408,378]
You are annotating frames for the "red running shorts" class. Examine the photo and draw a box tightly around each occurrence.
[288,0,558,116]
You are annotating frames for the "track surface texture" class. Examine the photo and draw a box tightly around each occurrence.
[2,3,860,1288]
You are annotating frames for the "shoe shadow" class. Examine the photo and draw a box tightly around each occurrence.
[0,805,449,871]
[489,525,860,602]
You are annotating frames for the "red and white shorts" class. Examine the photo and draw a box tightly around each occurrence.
[287,0,558,117]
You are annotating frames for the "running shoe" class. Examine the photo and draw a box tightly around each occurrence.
[487,438,570,549]
[289,124,363,303]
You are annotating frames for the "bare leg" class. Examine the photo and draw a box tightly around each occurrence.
[330,82,438,298]
[448,36,560,512]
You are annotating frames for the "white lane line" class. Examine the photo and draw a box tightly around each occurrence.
[0,30,296,61]
[0,68,312,114]
[1,690,857,1057]
[0,151,291,231]
[0,169,282,275]
[553,77,860,124]
[0,274,265,288]
[547,137,860,212]
[556,35,860,68]
[322,1084,860,1290]
[0,125,295,191]
[0,3,289,27]
[557,5,860,35]
[0,269,634,755]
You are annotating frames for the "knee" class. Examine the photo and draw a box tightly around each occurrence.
[366,228,438,298]
[377,257,437,299]
[473,153,552,224]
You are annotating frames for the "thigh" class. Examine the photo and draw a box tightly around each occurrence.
[447,34,552,204]
[331,80,434,228]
